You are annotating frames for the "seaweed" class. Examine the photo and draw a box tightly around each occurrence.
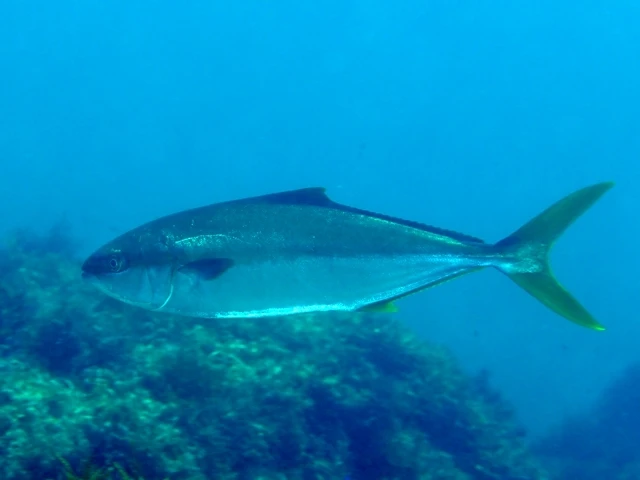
[50,455,166,480]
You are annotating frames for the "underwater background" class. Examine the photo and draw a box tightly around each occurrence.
[0,1,638,479]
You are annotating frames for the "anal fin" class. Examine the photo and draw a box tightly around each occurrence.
[358,301,399,313]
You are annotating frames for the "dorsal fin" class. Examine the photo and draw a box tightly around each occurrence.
[239,187,332,207]
[230,187,485,244]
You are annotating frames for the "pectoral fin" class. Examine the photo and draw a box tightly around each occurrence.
[179,258,234,280]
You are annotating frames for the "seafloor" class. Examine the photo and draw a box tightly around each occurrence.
[2,224,630,479]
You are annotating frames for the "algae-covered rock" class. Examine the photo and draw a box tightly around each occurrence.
[0,227,548,479]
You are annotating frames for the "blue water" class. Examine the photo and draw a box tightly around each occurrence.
[0,1,638,477]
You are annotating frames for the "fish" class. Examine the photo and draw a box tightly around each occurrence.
[81,182,613,330]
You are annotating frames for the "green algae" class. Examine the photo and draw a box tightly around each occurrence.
[0,226,549,479]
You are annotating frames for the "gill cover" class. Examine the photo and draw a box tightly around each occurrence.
[92,265,175,311]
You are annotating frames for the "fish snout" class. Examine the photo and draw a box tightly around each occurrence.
[81,258,95,280]
[81,254,105,278]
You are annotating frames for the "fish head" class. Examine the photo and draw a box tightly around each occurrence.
[81,231,175,311]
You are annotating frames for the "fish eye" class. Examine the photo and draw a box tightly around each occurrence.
[107,253,127,273]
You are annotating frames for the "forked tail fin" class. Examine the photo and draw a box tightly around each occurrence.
[495,182,614,330]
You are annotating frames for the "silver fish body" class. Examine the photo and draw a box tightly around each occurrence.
[82,183,613,330]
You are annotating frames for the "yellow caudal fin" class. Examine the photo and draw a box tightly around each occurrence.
[495,182,614,330]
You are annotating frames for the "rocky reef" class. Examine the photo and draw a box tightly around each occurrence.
[0,226,548,479]
[535,363,640,480]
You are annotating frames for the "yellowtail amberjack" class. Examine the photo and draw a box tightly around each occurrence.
[82,182,613,330]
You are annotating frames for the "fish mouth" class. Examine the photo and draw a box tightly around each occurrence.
[81,267,99,284]
[81,254,103,279]
[81,266,94,281]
